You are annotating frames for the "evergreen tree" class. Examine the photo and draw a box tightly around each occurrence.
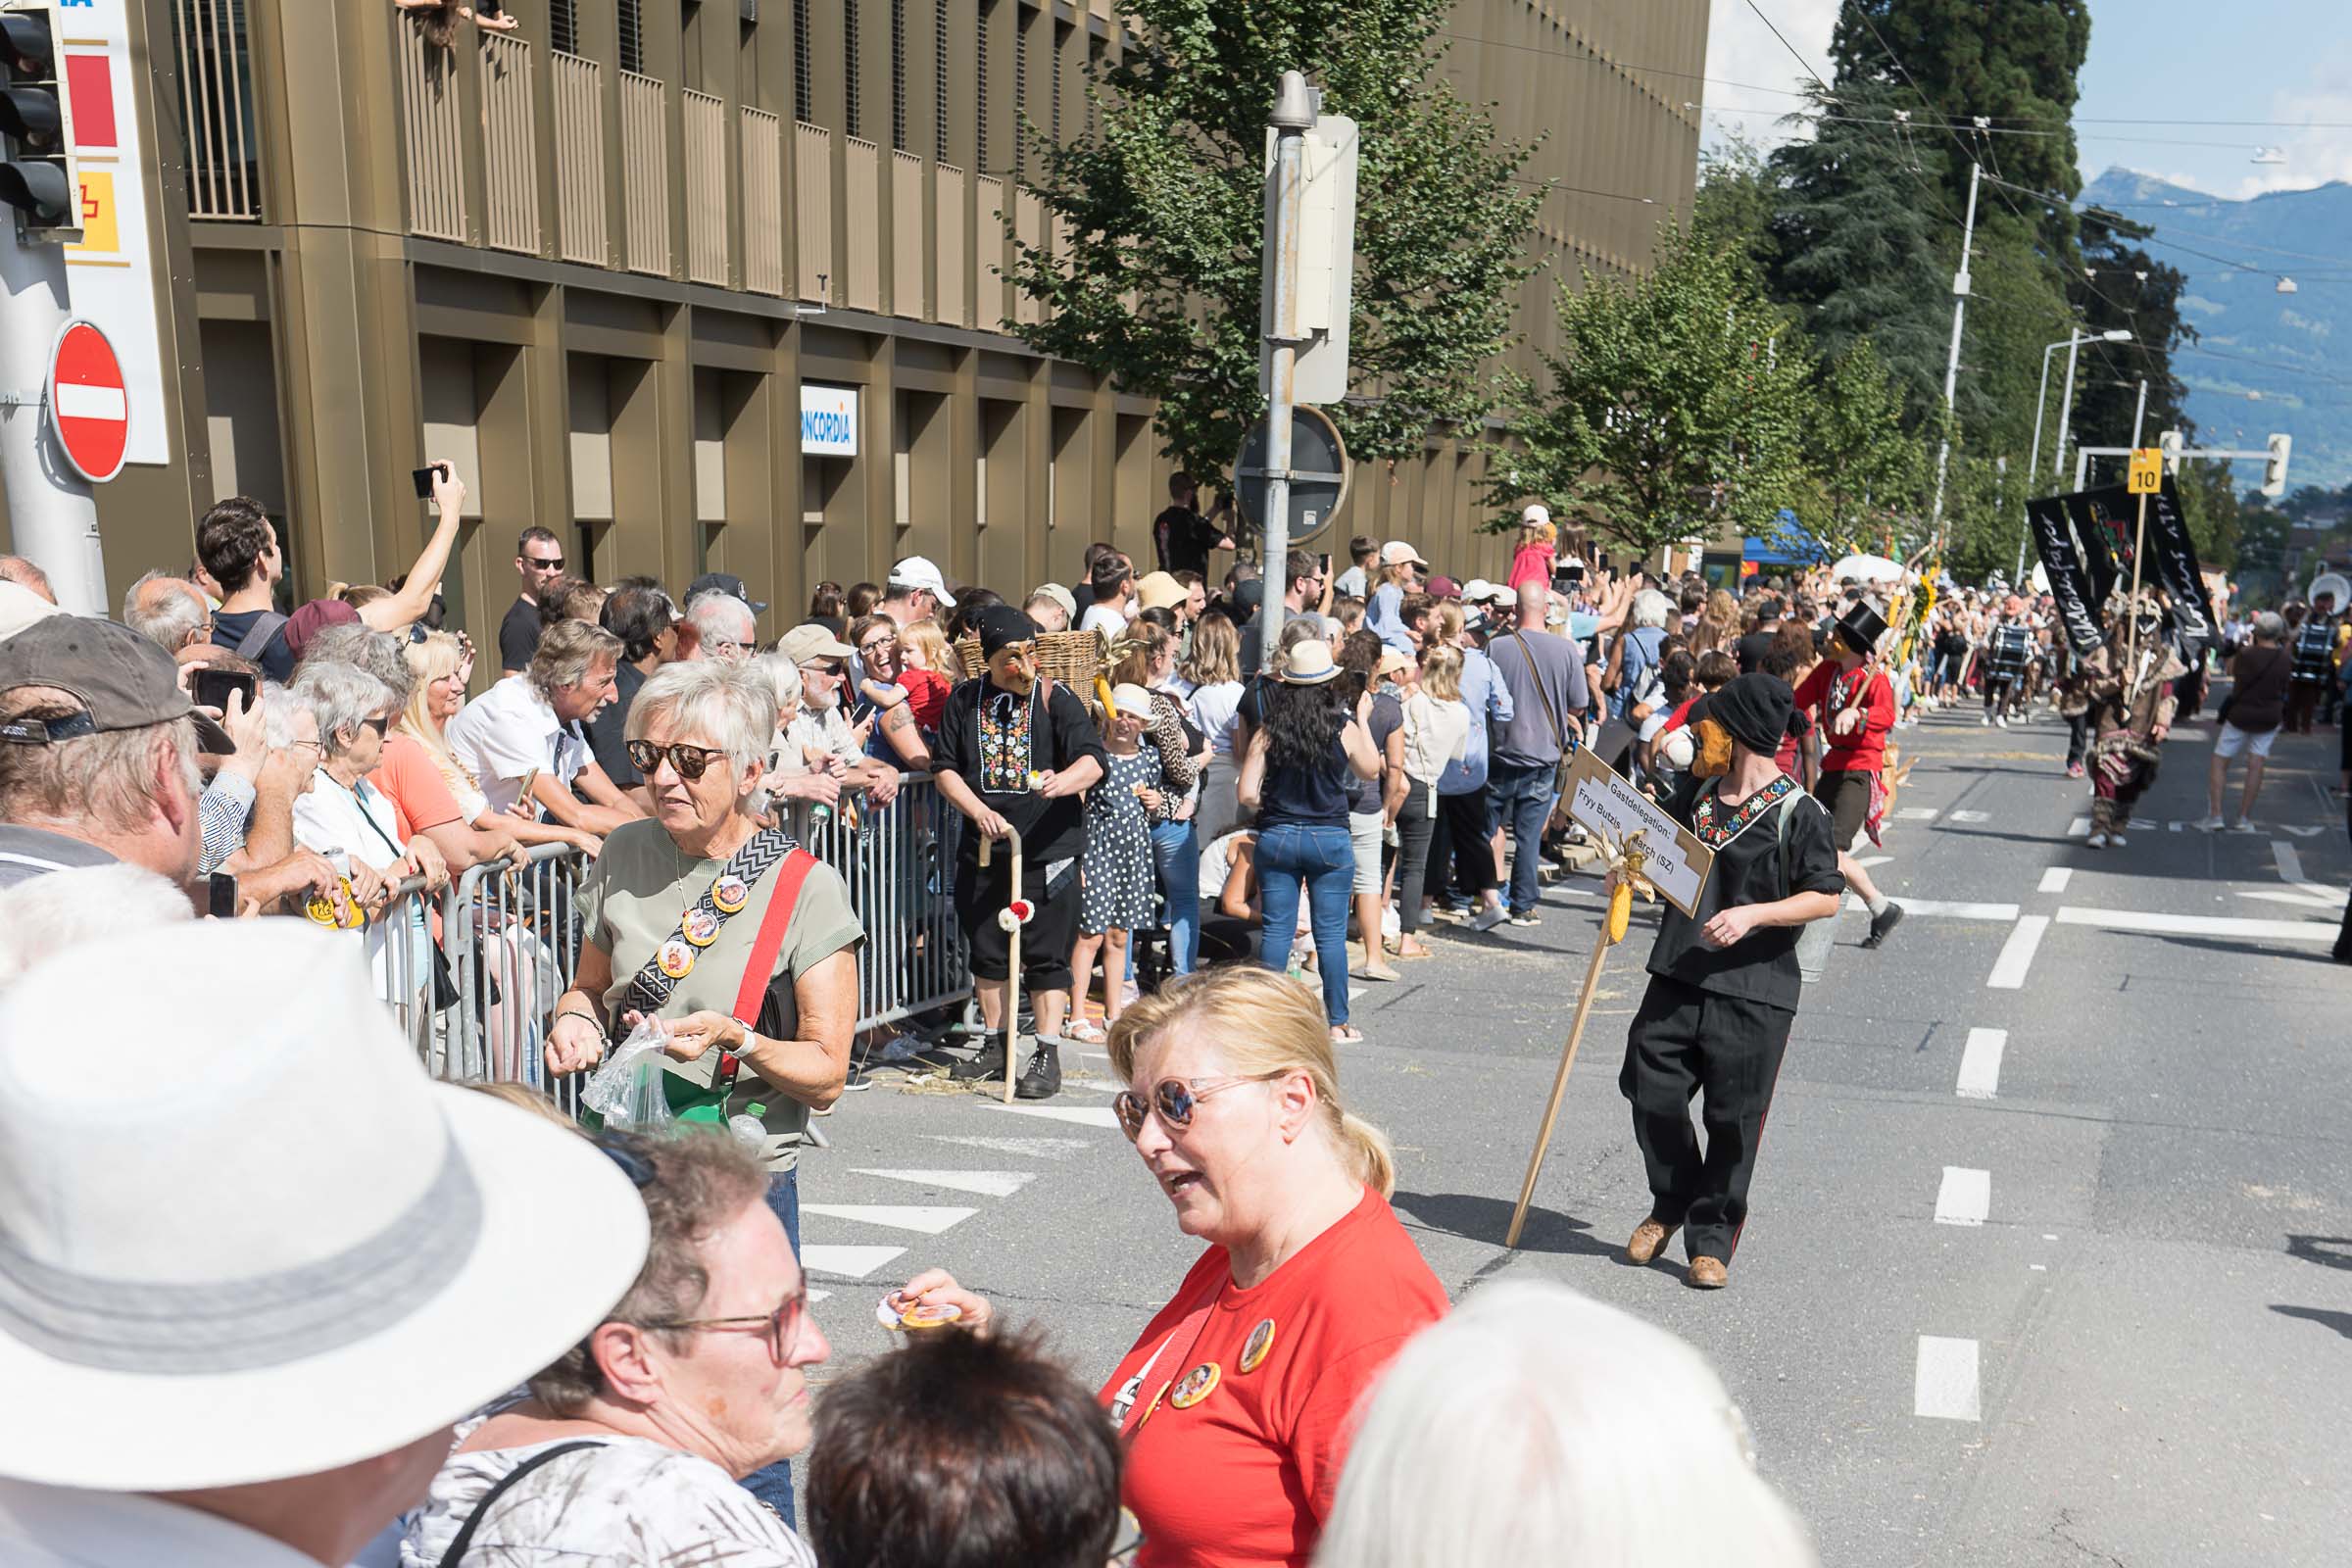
[2067,206,2195,453]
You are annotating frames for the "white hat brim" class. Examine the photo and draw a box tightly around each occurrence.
[0,1087,650,1491]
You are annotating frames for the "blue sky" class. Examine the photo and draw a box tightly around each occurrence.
[1703,0,2352,198]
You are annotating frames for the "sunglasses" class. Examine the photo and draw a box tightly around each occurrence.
[626,739,728,781]
[360,715,391,738]
[526,555,565,571]
[645,1287,810,1363]
[1113,1073,1282,1141]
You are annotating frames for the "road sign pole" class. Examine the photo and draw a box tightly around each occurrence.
[1927,160,1980,553]
[0,227,104,613]
[1256,74,1313,676]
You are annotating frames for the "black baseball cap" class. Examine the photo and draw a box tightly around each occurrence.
[0,615,237,753]
[686,572,768,615]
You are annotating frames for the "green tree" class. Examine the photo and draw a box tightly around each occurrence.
[1797,339,1935,556]
[2067,206,2194,454]
[1693,133,1780,288]
[2175,458,2241,569]
[1006,0,1541,491]
[1941,448,2032,580]
[1493,221,1815,557]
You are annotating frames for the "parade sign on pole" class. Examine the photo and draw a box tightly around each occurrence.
[46,318,127,483]
[1503,750,1714,1249]
[1559,747,1713,916]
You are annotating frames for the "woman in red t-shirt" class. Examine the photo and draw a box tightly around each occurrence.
[892,967,1446,1568]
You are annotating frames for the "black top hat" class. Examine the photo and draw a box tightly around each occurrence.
[1834,599,1888,657]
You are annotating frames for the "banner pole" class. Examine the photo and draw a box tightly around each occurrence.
[1505,926,1614,1250]
[2124,490,2148,672]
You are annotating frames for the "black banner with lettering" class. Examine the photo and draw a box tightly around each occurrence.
[2146,476,2224,660]
[2025,495,2106,656]
[2062,486,2133,608]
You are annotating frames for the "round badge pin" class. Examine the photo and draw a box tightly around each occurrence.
[1240,1318,1277,1374]
[658,937,697,979]
[1167,1361,1222,1410]
[682,906,720,947]
[899,1301,963,1331]
[711,874,750,913]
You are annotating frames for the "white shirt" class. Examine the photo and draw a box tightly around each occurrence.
[401,1434,817,1568]
[0,1478,321,1568]
[1187,680,1246,757]
[293,770,420,1001]
[1080,602,1130,638]
[445,675,562,816]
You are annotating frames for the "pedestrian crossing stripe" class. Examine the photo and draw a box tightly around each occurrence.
[800,1202,978,1235]
[923,1134,1094,1159]
[800,1244,907,1280]
[851,1168,1038,1198]
[987,1102,1124,1128]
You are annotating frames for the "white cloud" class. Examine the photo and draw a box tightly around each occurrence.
[1701,0,1839,154]
[2231,44,2352,197]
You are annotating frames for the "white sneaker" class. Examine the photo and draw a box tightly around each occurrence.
[2108,830,2129,846]
[1981,713,1991,726]
[2229,820,2261,835]
[1996,714,2009,729]
[1471,905,1508,933]
[2193,815,2225,832]
[2086,831,2109,849]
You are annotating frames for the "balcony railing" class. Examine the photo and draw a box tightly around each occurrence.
[843,136,880,314]
[479,32,539,255]
[935,163,967,327]
[794,121,832,302]
[742,107,784,296]
[550,52,608,265]
[619,70,669,276]
[174,0,262,220]
[683,89,728,285]
[397,27,466,242]
[891,149,925,319]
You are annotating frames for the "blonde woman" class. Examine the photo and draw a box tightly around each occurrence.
[1182,612,1248,844]
[1393,644,1470,952]
[395,632,603,858]
[888,967,1446,1568]
[1689,588,1740,658]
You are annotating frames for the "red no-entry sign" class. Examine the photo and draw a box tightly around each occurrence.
[47,320,129,484]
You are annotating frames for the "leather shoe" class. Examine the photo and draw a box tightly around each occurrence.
[947,1035,1008,1083]
[1687,1255,1729,1289]
[1625,1217,1678,1264]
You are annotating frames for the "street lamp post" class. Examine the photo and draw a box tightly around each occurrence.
[2017,329,2132,581]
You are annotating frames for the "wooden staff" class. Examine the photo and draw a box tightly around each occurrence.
[2122,490,2149,673]
[977,829,1026,1104]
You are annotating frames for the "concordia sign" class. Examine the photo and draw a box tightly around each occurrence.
[800,383,858,456]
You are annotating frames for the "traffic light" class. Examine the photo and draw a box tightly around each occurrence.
[0,1,80,239]
[2158,429,2182,474]
[2263,432,2292,499]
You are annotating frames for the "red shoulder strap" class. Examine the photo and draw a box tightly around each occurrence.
[731,848,821,1027]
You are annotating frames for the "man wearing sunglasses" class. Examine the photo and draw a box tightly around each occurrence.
[403,1130,831,1564]
[501,526,568,677]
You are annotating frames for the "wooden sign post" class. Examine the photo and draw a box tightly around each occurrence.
[977,830,1028,1104]
[1504,750,1714,1250]
[2123,447,2161,670]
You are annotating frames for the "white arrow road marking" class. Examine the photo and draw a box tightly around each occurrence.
[986,1102,1124,1128]
[925,1135,1094,1159]
[851,1168,1038,1199]
[1935,1167,1990,1226]
[2272,840,2306,883]
[799,1203,978,1235]
[1986,917,2050,989]
[1848,896,2018,920]
[2278,824,2325,839]
[2236,888,2348,909]
[1955,1028,2007,1100]
[799,1244,908,1280]
[1914,1337,1982,1421]
[1947,809,1990,823]
[2053,906,2339,942]
[2068,816,2090,837]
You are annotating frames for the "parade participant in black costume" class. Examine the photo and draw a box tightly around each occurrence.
[2078,590,2185,851]
[1615,672,1844,1290]
[929,606,1106,1098]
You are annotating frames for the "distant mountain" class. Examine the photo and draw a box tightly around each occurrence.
[2077,168,2352,491]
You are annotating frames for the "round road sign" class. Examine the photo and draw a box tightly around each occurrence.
[1235,405,1348,546]
[47,319,130,484]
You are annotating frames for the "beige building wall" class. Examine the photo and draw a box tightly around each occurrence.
[101,0,1706,675]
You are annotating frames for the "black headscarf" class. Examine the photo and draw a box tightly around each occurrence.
[1690,672,1794,757]
[975,605,1040,660]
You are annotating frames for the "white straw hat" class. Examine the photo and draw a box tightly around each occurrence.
[0,920,651,1491]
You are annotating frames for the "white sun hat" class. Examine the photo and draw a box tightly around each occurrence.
[0,919,651,1492]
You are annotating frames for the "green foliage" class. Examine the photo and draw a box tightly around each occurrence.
[2174,458,2241,569]
[1940,449,2033,580]
[1005,0,1542,493]
[2068,207,2194,451]
[1692,133,1780,287]
[1492,221,1815,557]
[1793,339,1936,557]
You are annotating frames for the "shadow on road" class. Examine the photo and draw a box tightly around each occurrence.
[2269,1304,2352,1342]
[2286,1234,2352,1272]
[1390,1188,1671,1272]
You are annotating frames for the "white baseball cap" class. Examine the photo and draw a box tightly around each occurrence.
[0,920,650,1491]
[889,555,957,608]
[1380,540,1428,568]
[1522,503,1551,527]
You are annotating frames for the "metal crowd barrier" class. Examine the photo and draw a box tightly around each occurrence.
[440,843,588,1112]
[798,772,972,1034]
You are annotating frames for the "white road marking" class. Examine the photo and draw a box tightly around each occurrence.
[1935,1167,1991,1226]
[1986,916,2050,989]
[800,1244,908,1280]
[799,1203,979,1235]
[2038,867,2073,894]
[851,1168,1038,1199]
[2278,824,2325,839]
[1914,1336,1983,1421]
[1947,808,1990,823]
[1955,1027,2007,1100]
[806,1287,833,1303]
[1897,806,1940,820]
[2272,841,2306,883]
[1849,895,2018,920]
[2237,888,2348,909]
[2068,816,2090,837]
[986,1102,1125,1128]
[924,1134,1093,1159]
[2053,906,2339,942]
[2128,817,2159,831]
[1856,855,1893,868]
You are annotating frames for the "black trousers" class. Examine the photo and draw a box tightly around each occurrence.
[1433,787,1499,901]
[1618,973,1794,1265]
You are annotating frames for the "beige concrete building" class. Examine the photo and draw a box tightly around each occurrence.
[62,0,1704,657]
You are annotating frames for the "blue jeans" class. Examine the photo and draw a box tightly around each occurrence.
[1151,817,1201,975]
[741,1165,801,1524]
[1489,759,1556,918]
[1254,821,1353,1026]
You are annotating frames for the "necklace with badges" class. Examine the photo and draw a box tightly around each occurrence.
[621,826,800,1017]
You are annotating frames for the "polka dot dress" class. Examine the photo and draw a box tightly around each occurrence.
[1082,748,1162,934]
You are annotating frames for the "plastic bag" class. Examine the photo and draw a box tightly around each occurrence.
[581,1016,675,1132]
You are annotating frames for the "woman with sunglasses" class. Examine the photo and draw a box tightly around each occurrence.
[404,1129,831,1564]
[890,967,1446,1568]
[544,660,863,1521]
[846,612,933,770]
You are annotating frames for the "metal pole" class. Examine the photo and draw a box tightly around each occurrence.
[2017,342,2060,583]
[1256,72,1312,676]
[2128,377,2149,452]
[2053,335,2083,484]
[1926,161,1982,551]
[0,236,105,613]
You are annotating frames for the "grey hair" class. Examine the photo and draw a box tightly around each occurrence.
[0,863,193,983]
[749,650,805,714]
[288,660,397,760]
[259,680,308,751]
[122,570,208,652]
[0,687,201,834]
[625,659,772,780]
[299,623,416,712]
[2252,611,2285,642]
[528,619,624,703]
[1313,1280,1816,1568]
[1631,588,1675,630]
[684,593,756,652]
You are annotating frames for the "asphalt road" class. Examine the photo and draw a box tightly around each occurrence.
[794,694,2352,1568]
